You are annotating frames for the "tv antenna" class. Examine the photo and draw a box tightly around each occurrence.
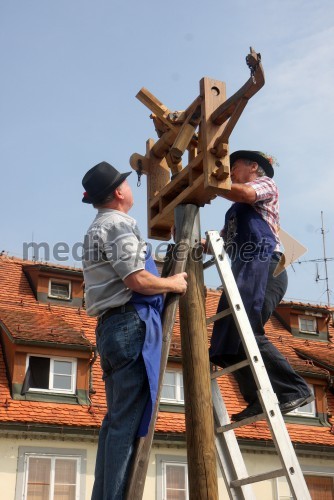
[320,211,330,306]
[298,211,332,306]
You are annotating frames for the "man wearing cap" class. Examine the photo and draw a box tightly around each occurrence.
[81,161,187,499]
[209,151,312,421]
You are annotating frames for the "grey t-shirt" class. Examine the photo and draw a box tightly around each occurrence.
[82,209,146,316]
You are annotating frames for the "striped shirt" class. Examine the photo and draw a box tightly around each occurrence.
[246,176,281,250]
[82,209,146,317]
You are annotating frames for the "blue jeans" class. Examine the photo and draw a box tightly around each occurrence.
[91,310,149,500]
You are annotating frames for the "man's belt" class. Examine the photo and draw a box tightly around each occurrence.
[98,303,135,324]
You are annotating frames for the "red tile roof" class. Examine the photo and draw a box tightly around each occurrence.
[0,255,333,449]
[0,307,92,348]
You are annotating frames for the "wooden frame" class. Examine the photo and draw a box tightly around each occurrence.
[130,47,264,240]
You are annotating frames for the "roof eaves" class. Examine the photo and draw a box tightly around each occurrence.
[12,338,94,352]
[0,321,93,352]
[23,264,83,279]
[280,302,331,316]
[0,421,99,439]
[239,438,334,457]
[295,349,334,373]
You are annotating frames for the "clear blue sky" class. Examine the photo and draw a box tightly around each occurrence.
[1,0,333,305]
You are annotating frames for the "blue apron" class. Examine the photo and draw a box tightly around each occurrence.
[209,203,277,364]
[130,250,164,437]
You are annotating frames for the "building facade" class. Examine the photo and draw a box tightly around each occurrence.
[0,255,333,499]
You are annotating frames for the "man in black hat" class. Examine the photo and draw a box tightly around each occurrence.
[209,151,312,421]
[82,161,187,499]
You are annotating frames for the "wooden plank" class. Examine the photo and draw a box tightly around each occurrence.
[200,77,231,192]
[125,205,198,500]
[136,88,177,132]
[149,153,204,209]
[145,139,170,240]
[150,174,205,226]
[145,139,170,200]
[148,175,218,241]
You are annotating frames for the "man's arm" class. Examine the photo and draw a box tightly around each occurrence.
[124,270,187,295]
[220,183,257,203]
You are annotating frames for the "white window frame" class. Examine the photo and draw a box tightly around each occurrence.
[298,315,317,334]
[161,370,184,404]
[26,354,77,395]
[48,279,72,300]
[286,384,316,418]
[15,447,86,500]
[156,454,188,500]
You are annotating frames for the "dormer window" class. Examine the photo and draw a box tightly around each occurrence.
[48,279,71,300]
[161,370,184,404]
[286,384,316,418]
[299,316,317,334]
[23,264,84,307]
[24,355,77,395]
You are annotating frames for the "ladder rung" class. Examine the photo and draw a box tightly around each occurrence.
[203,257,216,270]
[211,360,250,379]
[230,468,285,488]
[216,412,266,432]
[206,308,232,325]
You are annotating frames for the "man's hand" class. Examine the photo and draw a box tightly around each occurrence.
[124,269,187,295]
[168,272,188,295]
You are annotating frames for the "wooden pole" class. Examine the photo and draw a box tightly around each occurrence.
[177,206,219,500]
[125,204,198,500]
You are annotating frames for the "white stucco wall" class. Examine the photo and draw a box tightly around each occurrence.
[1,435,333,499]
[0,434,97,500]
[143,443,334,499]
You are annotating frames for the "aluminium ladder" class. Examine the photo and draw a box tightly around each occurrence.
[205,230,311,500]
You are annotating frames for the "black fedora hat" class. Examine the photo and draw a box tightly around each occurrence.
[82,161,132,204]
[230,150,275,178]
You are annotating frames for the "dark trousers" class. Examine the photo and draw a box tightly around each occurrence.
[92,310,149,500]
[222,258,310,404]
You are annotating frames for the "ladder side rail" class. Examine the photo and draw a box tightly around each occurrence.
[211,379,256,500]
[207,231,311,500]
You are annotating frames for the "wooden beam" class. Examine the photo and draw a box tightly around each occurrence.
[179,210,219,500]
[200,77,231,191]
[129,153,150,174]
[136,88,177,132]
[170,103,202,161]
[151,129,177,158]
[212,97,248,158]
[146,139,170,197]
[211,48,264,126]
[125,205,198,500]
[165,151,183,176]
